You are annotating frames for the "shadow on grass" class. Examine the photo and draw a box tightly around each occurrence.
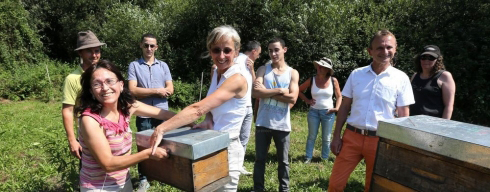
[296,178,364,192]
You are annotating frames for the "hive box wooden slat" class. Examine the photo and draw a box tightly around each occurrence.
[372,115,490,192]
[136,127,231,192]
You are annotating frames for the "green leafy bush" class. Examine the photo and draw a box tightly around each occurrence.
[168,79,209,108]
[1,0,488,125]
[0,60,72,101]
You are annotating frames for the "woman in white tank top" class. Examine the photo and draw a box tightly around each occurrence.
[298,58,342,163]
[150,25,249,191]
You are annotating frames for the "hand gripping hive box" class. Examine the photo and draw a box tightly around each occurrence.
[372,115,490,192]
[136,127,231,192]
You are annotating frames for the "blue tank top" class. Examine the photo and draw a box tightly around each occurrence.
[256,63,292,132]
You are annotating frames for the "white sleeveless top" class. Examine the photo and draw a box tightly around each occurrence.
[256,63,292,132]
[235,53,253,107]
[311,77,334,110]
[207,64,248,139]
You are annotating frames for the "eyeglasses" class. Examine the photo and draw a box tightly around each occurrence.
[144,43,156,49]
[420,55,437,61]
[211,47,234,55]
[92,78,119,89]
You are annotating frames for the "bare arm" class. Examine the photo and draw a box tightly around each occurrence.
[328,78,343,113]
[252,66,287,98]
[79,116,168,172]
[246,58,256,81]
[150,74,247,154]
[439,71,455,119]
[130,100,177,120]
[297,78,314,105]
[271,69,300,104]
[128,80,170,99]
[330,97,352,156]
[165,80,174,96]
[396,105,410,117]
[62,104,82,159]
[193,113,214,129]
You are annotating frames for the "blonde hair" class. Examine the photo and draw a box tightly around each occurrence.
[206,25,241,53]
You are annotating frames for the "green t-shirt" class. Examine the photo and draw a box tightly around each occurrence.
[62,66,84,105]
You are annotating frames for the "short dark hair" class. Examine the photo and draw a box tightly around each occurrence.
[141,33,157,42]
[268,37,286,47]
[244,40,261,52]
[75,60,135,117]
[369,29,396,49]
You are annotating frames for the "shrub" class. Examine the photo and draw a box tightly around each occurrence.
[168,79,209,108]
[0,60,73,101]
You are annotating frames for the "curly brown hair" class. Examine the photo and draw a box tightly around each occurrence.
[414,54,445,76]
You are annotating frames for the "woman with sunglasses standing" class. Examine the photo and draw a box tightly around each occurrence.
[150,25,250,191]
[75,60,176,191]
[410,45,456,119]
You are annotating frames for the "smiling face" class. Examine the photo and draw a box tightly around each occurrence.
[210,37,238,72]
[90,68,123,106]
[368,35,397,66]
[78,47,101,66]
[268,42,287,64]
[140,37,158,60]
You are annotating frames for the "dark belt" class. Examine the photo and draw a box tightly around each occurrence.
[346,124,377,137]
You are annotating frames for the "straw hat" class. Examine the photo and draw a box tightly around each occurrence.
[74,30,106,51]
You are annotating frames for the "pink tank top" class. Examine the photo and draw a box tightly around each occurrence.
[79,108,132,188]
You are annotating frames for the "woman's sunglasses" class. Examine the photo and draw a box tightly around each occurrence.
[420,55,437,61]
[211,47,234,55]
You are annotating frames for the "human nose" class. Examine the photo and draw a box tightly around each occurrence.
[100,82,110,90]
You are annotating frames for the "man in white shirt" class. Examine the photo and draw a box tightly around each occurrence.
[328,30,415,192]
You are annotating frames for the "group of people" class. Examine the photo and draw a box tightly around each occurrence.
[61,26,455,192]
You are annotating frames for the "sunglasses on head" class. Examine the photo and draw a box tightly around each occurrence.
[211,47,234,55]
[144,43,156,49]
[420,55,437,61]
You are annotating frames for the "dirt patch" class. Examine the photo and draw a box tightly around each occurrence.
[0,98,11,104]
[0,171,8,183]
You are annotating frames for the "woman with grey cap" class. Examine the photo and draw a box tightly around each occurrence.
[298,57,342,163]
[410,45,456,119]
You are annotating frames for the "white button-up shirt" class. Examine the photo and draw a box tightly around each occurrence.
[342,64,415,131]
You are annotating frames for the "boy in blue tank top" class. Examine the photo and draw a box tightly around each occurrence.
[252,38,300,192]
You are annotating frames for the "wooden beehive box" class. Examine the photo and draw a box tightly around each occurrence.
[136,127,231,192]
[371,115,490,192]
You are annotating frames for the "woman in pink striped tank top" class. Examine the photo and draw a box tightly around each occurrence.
[75,60,177,191]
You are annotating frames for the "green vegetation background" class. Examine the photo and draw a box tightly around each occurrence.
[1,0,489,125]
[0,0,489,190]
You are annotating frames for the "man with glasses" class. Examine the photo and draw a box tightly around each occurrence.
[327,30,414,192]
[252,38,299,192]
[127,33,173,191]
[62,30,105,161]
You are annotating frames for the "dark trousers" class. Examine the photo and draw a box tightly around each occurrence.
[253,126,290,192]
[136,117,164,181]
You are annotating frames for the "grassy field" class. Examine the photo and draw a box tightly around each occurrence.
[0,100,366,191]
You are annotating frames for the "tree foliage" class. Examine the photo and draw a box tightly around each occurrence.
[1,0,489,125]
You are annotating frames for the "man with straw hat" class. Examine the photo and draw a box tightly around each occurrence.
[61,30,105,160]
